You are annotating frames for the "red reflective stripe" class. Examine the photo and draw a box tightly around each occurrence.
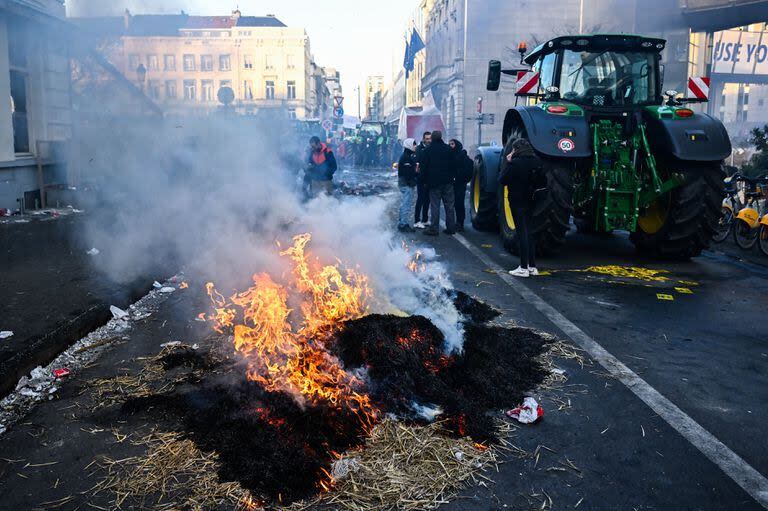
[687,77,710,100]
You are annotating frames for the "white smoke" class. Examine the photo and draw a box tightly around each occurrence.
[66,0,213,16]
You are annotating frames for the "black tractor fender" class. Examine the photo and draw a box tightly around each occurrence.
[475,146,503,193]
[643,112,732,162]
[502,107,592,159]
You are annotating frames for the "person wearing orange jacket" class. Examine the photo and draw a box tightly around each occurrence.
[305,136,338,197]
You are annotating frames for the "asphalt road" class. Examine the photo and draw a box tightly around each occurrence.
[0,167,766,510]
[0,214,165,397]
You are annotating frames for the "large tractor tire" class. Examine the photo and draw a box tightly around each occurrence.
[470,153,499,232]
[631,162,725,260]
[498,158,573,256]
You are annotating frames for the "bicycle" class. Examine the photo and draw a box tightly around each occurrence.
[733,175,768,251]
[713,173,746,243]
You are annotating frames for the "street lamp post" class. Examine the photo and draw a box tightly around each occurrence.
[355,85,362,122]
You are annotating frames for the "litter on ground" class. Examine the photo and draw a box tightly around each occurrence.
[506,397,544,424]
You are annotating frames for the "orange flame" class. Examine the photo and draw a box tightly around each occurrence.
[205,234,377,429]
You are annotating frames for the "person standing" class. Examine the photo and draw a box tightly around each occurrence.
[414,131,432,228]
[305,136,337,197]
[500,138,541,277]
[449,139,474,232]
[397,138,418,232]
[419,131,457,236]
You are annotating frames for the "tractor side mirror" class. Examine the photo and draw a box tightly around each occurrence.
[487,60,501,91]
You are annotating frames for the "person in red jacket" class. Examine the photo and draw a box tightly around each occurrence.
[306,136,338,197]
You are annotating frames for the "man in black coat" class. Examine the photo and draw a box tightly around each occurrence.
[414,131,431,228]
[419,131,457,236]
[449,139,474,232]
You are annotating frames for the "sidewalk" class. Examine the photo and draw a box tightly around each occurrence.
[0,212,167,397]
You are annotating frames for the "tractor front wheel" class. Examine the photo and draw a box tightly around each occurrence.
[470,153,499,232]
[631,162,724,260]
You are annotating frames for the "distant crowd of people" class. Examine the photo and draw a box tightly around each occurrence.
[336,132,400,168]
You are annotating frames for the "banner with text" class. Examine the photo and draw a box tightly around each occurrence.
[712,30,768,76]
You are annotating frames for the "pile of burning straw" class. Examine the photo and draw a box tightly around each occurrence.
[90,233,554,509]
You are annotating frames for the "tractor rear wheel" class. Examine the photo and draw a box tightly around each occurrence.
[631,162,724,260]
[470,153,499,232]
[498,158,573,256]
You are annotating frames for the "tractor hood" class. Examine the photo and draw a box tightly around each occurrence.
[524,34,666,65]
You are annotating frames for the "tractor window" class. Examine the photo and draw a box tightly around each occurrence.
[560,50,657,107]
[534,52,557,91]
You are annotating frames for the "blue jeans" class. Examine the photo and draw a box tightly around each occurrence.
[398,186,416,227]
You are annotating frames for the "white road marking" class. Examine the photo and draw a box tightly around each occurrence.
[453,233,768,508]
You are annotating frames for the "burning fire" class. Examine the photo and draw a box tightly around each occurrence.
[205,233,377,428]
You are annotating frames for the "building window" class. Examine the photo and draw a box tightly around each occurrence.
[288,108,297,119]
[8,25,30,154]
[165,80,178,99]
[220,54,231,71]
[164,54,176,71]
[243,55,253,69]
[286,54,295,69]
[201,80,214,101]
[287,80,296,100]
[266,80,275,99]
[128,54,140,70]
[10,71,29,153]
[243,80,254,100]
[147,80,161,99]
[201,54,213,72]
[183,80,197,101]
[183,54,195,71]
[265,55,274,70]
[147,54,159,71]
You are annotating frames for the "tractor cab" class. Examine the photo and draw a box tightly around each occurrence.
[523,35,665,110]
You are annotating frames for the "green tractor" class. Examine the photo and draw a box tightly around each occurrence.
[473,34,730,260]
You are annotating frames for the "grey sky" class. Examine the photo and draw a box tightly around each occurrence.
[66,0,416,117]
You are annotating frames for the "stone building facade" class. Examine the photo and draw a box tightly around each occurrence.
[0,0,71,210]
[74,10,313,118]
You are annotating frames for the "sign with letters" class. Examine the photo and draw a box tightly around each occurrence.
[712,30,768,76]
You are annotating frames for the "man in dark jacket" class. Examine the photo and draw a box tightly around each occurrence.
[414,131,431,228]
[419,131,457,235]
[449,139,474,232]
[306,136,337,196]
[397,138,418,232]
[499,138,542,277]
